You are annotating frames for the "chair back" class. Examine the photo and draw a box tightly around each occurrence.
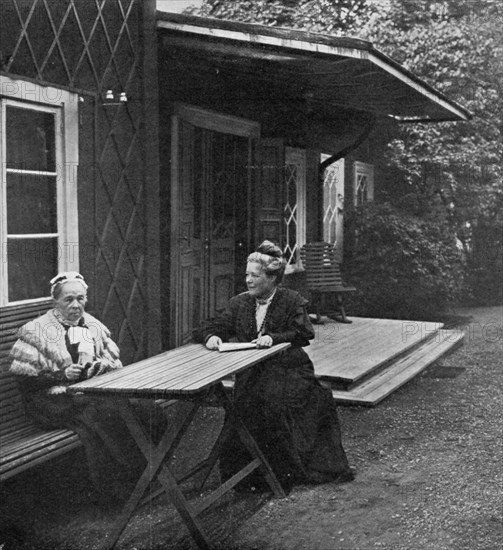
[300,242,345,289]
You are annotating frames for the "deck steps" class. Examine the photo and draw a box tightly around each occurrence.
[326,329,464,406]
[308,317,444,388]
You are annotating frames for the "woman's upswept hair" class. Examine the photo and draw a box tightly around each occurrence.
[247,240,287,283]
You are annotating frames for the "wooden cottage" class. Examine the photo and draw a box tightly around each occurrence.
[157,12,470,349]
[1,1,469,375]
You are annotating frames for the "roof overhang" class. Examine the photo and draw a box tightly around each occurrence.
[157,13,471,123]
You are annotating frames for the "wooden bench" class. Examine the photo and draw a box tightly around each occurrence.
[300,242,356,323]
[0,302,82,482]
[1,302,179,483]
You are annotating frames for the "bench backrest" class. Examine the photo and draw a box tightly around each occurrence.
[300,242,346,289]
[0,301,51,437]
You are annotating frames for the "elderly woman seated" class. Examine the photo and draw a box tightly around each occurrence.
[9,272,157,502]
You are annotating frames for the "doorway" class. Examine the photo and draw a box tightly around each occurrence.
[169,105,259,347]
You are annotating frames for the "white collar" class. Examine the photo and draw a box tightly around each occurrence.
[255,288,277,306]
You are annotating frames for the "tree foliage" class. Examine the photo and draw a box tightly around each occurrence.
[362,0,503,230]
[361,1,503,306]
[187,0,374,34]
[345,202,465,319]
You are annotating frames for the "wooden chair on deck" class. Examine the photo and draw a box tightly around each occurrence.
[300,242,356,324]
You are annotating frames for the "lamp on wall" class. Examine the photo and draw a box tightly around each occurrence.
[102,89,128,105]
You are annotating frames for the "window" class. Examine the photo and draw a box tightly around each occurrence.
[354,161,374,206]
[322,156,345,260]
[0,76,79,305]
[283,148,306,271]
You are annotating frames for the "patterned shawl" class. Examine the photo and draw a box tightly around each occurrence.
[10,309,122,378]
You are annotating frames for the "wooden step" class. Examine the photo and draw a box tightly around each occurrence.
[308,317,444,388]
[328,329,464,407]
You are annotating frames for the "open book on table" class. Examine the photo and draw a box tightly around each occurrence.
[217,342,257,352]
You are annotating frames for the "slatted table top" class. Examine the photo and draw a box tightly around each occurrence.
[68,343,291,398]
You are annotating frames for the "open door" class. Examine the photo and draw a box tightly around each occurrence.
[170,106,259,347]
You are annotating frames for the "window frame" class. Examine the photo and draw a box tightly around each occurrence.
[353,161,374,206]
[284,147,306,273]
[321,156,345,261]
[0,75,79,306]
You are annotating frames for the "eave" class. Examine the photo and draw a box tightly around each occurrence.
[157,13,471,124]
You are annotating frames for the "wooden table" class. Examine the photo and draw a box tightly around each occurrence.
[68,342,290,550]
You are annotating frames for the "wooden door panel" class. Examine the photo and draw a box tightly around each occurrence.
[254,138,285,247]
[213,274,234,313]
[207,132,249,315]
[171,118,203,346]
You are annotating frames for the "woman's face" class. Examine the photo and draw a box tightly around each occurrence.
[53,281,87,322]
[246,261,276,299]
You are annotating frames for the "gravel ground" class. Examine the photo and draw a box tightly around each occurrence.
[1,306,502,550]
[230,305,503,550]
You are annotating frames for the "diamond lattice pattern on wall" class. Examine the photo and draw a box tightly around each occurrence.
[2,0,149,363]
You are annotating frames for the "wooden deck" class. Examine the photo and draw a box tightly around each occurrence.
[307,317,464,406]
[308,317,443,386]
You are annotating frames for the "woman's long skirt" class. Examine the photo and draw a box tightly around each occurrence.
[220,348,354,493]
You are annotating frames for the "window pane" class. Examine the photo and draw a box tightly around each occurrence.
[6,106,56,171]
[7,173,57,234]
[284,162,299,266]
[7,238,58,301]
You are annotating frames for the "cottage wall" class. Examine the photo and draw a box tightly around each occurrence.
[0,0,161,363]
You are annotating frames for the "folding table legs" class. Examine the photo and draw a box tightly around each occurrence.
[100,389,285,550]
[102,398,210,550]
[195,384,285,499]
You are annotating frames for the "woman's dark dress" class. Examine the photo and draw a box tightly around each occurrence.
[193,287,353,491]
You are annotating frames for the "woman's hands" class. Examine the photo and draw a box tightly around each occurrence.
[64,362,108,381]
[253,335,273,348]
[205,336,222,350]
[64,364,84,381]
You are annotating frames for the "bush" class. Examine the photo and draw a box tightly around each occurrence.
[344,202,465,320]
[464,220,503,306]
